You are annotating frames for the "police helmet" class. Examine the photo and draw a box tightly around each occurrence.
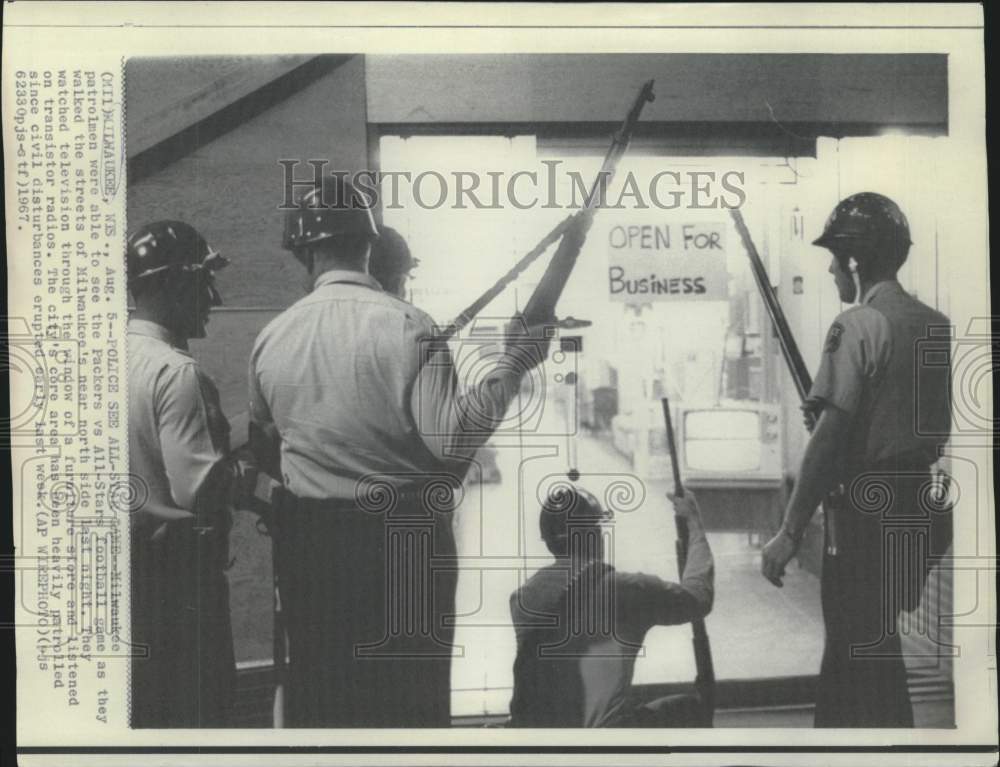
[126,220,229,298]
[282,175,379,252]
[539,485,611,552]
[812,192,912,267]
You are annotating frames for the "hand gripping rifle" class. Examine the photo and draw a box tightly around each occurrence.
[661,397,716,727]
[440,79,655,340]
[728,208,842,555]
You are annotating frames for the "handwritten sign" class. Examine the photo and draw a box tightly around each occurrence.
[606,221,728,302]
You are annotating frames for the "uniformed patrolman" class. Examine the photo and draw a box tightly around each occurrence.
[249,175,551,727]
[761,192,952,727]
[126,220,237,727]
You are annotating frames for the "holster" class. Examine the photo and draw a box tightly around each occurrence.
[823,487,845,557]
[834,453,946,612]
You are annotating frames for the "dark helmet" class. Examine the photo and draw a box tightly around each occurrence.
[126,220,229,301]
[282,175,378,251]
[539,485,611,551]
[369,226,420,290]
[812,192,912,265]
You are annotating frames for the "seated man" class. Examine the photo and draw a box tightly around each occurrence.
[509,486,713,727]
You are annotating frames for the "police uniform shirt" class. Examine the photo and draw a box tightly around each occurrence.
[805,279,951,467]
[128,319,231,530]
[249,270,522,500]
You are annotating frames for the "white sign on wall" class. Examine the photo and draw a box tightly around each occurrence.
[606,221,729,302]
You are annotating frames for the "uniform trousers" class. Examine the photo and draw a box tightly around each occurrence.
[815,463,944,728]
[273,488,458,727]
[130,523,235,728]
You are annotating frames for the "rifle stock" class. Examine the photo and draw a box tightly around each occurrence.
[255,487,287,728]
[272,564,287,728]
[520,211,593,326]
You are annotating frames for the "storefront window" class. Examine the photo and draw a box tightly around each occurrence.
[187,132,952,720]
[379,135,826,716]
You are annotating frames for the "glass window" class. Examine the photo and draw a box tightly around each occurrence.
[186,132,951,722]
[161,129,953,725]
[380,136,825,717]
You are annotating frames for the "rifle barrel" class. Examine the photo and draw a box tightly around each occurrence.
[443,79,655,339]
[729,207,813,403]
[661,397,684,496]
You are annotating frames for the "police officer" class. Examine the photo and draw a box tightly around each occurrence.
[249,175,551,727]
[126,220,237,727]
[761,193,952,727]
[509,486,713,727]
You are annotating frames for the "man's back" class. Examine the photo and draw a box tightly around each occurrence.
[250,270,444,499]
[509,553,712,727]
[808,280,951,471]
[247,245,537,725]
[861,280,951,466]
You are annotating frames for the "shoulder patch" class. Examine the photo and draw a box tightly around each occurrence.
[825,322,845,353]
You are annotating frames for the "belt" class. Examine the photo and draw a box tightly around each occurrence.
[274,481,459,516]
[826,453,936,557]
[862,450,935,474]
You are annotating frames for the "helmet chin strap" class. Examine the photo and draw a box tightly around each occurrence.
[294,248,316,290]
[847,257,861,303]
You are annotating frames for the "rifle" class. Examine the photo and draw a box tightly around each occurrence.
[661,397,716,726]
[441,79,655,340]
[728,207,842,555]
[244,481,289,728]
[242,420,289,726]
[271,524,288,728]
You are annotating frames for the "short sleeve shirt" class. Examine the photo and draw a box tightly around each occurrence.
[806,280,951,468]
[249,270,519,500]
[128,320,230,523]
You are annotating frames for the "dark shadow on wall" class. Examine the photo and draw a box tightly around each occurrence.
[128,55,352,183]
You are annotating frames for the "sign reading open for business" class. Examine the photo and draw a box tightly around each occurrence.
[606,221,729,302]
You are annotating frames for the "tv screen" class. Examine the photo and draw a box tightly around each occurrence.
[684,409,762,472]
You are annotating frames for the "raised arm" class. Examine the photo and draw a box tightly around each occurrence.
[623,492,715,627]
[410,316,552,466]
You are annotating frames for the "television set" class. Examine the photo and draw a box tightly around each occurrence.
[676,403,783,488]
[620,401,783,490]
